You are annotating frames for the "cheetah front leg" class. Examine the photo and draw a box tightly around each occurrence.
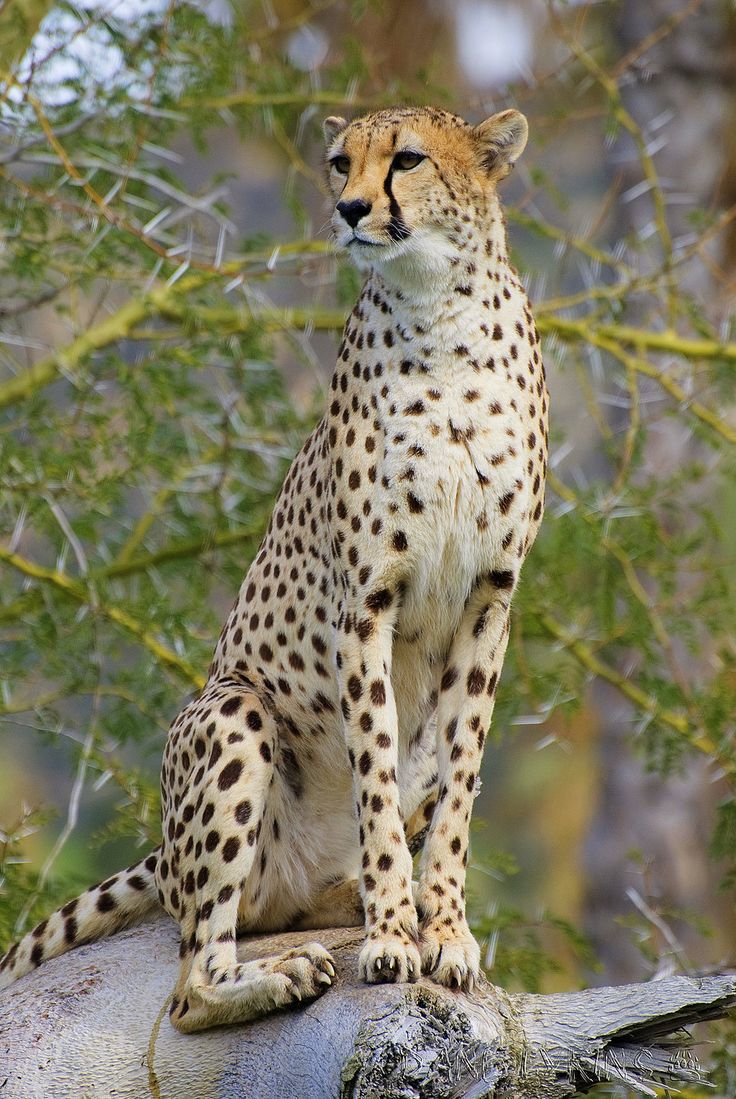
[417,571,516,991]
[338,594,421,985]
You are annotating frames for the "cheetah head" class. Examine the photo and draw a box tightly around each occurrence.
[324,106,528,283]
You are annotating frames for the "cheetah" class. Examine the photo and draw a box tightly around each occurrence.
[0,106,548,1032]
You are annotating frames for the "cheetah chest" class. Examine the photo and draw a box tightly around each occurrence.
[380,375,530,734]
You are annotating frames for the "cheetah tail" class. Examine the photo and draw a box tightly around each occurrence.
[0,848,161,991]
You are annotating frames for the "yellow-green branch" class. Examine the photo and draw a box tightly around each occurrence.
[543,317,736,446]
[3,269,736,443]
[543,316,736,364]
[0,545,204,688]
[539,611,729,777]
[100,525,264,579]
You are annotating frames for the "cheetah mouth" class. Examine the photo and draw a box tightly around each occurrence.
[348,234,384,247]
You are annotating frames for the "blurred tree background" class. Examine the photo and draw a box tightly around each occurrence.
[1,0,736,1092]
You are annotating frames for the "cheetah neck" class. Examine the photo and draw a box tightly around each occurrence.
[360,191,512,322]
[352,196,524,373]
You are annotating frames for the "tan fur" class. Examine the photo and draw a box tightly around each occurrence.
[0,106,547,1031]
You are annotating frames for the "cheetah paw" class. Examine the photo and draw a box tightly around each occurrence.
[421,932,480,993]
[272,942,336,1004]
[359,937,420,985]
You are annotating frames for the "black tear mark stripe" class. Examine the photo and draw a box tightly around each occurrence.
[383,164,410,243]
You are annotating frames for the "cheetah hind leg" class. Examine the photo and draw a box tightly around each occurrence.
[172,934,336,1033]
[167,692,335,1032]
[170,847,336,1032]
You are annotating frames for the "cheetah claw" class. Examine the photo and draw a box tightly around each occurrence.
[359,937,421,985]
[421,935,480,993]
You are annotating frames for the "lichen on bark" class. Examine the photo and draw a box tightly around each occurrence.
[340,988,507,1099]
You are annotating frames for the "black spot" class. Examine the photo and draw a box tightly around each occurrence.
[218,759,243,790]
[234,800,252,825]
[359,751,372,775]
[222,837,241,862]
[441,667,458,691]
[357,618,374,642]
[97,892,116,913]
[467,667,486,695]
[348,675,363,701]
[490,569,514,589]
[365,588,393,613]
[370,680,386,705]
[498,491,515,515]
[392,530,408,552]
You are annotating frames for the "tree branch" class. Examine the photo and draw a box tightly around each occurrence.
[1,918,733,1098]
[0,545,203,688]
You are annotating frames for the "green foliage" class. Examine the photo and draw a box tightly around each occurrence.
[472,904,597,994]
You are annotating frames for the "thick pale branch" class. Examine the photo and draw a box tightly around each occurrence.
[0,918,733,1098]
[542,315,736,365]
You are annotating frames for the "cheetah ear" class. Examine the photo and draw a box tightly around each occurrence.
[323,116,348,147]
[474,109,528,179]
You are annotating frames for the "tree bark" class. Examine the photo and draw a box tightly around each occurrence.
[0,916,733,1098]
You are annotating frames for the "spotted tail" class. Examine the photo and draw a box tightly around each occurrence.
[0,849,160,990]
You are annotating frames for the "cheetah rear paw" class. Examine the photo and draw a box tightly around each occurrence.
[359,936,420,984]
[420,930,480,992]
[271,942,336,1004]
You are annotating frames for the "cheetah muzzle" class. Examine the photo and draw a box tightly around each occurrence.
[0,105,548,1032]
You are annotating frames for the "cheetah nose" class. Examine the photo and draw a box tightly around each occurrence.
[336,199,372,228]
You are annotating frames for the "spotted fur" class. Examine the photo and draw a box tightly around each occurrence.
[0,106,547,1030]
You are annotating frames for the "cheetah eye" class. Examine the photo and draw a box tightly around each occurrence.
[392,151,425,172]
[330,155,350,175]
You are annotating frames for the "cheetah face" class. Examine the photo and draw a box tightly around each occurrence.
[324,106,528,281]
